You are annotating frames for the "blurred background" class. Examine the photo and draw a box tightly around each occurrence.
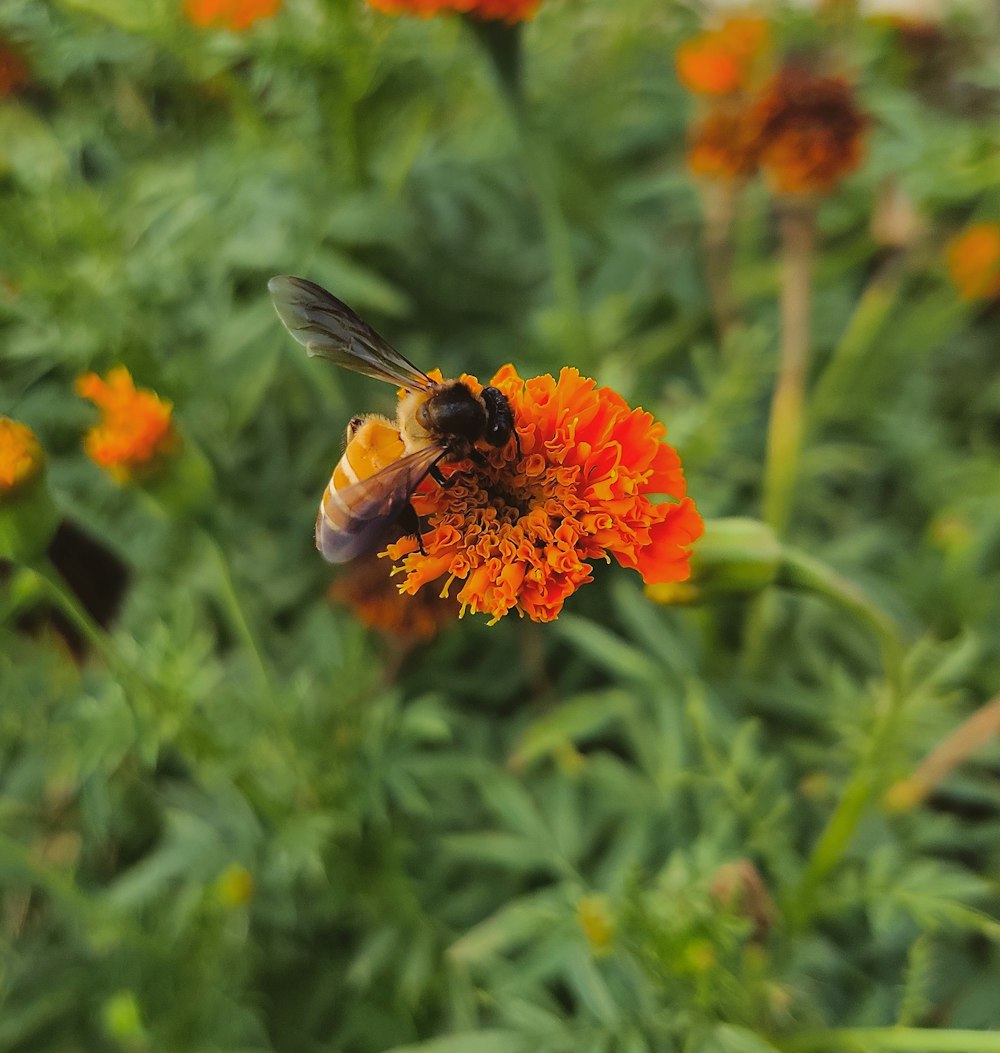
[3,0,1000,1050]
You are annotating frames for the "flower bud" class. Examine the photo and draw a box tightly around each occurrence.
[647,517,781,604]
[0,418,59,562]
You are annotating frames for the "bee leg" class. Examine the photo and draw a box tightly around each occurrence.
[429,463,464,489]
[511,431,522,462]
[397,502,427,555]
[467,448,488,467]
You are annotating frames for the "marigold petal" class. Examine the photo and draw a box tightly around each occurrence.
[381,364,703,622]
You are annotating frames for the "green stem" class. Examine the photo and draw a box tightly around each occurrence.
[779,547,906,927]
[808,254,904,428]
[779,547,904,698]
[785,1028,1000,1053]
[199,528,272,690]
[28,557,162,709]
[762,199,817,536]
[470,17,590,362]
[700,181,741,346]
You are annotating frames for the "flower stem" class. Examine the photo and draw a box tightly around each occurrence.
[779,546,906,928]
[784,1028,1000,1053]
[199,528,272,691]
[470,17,590,362]
[700,181,741,344]
[809,252,904,427]
[762,198,817,535]
[884,692,1000,812]
[27,556,161,707]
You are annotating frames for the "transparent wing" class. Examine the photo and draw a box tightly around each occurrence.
[316,444,446,563]
[269,275,433,391]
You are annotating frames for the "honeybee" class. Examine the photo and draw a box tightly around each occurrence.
[268,275,519,563]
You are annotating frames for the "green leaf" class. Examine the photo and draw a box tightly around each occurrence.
[384,1031,530,1053]
[509,689,633,769]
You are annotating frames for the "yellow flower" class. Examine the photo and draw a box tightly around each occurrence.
[76,366,177,483]
[946,223,1000,302]
[577,895,615,955]
[0,417,44,495]
[0,417,59,561]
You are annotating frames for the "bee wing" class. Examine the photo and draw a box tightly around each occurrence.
[316,444,446,563]
[269,275,434,391]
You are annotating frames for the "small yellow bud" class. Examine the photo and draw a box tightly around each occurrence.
[577,894,615,955]
[216,863,255,907]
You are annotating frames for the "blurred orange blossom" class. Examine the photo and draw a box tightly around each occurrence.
[0,418,44,495]
[76,367,177,483]
[366,0,541,22]
[676,15,769,96]
[183,0,281,30]
[946,223,1000,301]
[750,67,867,195]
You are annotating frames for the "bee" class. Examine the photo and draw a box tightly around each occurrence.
[268,275,519,563]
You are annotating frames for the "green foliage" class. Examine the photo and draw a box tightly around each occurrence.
[3,1,1000,1052]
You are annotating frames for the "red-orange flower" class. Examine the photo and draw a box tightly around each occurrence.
[75,367,177,483]
[750,67,867,195]
[0,418,44,495]
[330,552,458,642]
[0,38,29,96]
[366,0,540,22]
[946,223,1000,302]
[687,105,761,182]
[384,365,704,623]
[676,15,770,96]
[183,0,281,31]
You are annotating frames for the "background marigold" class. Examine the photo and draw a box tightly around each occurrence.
[183,0,281,31]
[750,67,867,195]
[0,417,44,494]
[76,366,177,483]
[675,15,769,96]
[687,106,761,181]
[385,365,704,623]
[946,222,1000,301]
[366,0,540,22]
[0,38,30,96]
[329,553,458,642]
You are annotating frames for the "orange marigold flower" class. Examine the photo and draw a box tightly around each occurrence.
[750,67,867,195]
[676,15,770,96]
[330,552,458,642]
[75,366,177,483]
[366,0,540,22]
[384,364,704,623]
[687,105,760,182]
[0,418,44,495]
[183,0,281,31]
[0,38,30,96]
[946,223,1000,302]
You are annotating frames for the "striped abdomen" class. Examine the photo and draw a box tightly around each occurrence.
[317,415,405,561]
